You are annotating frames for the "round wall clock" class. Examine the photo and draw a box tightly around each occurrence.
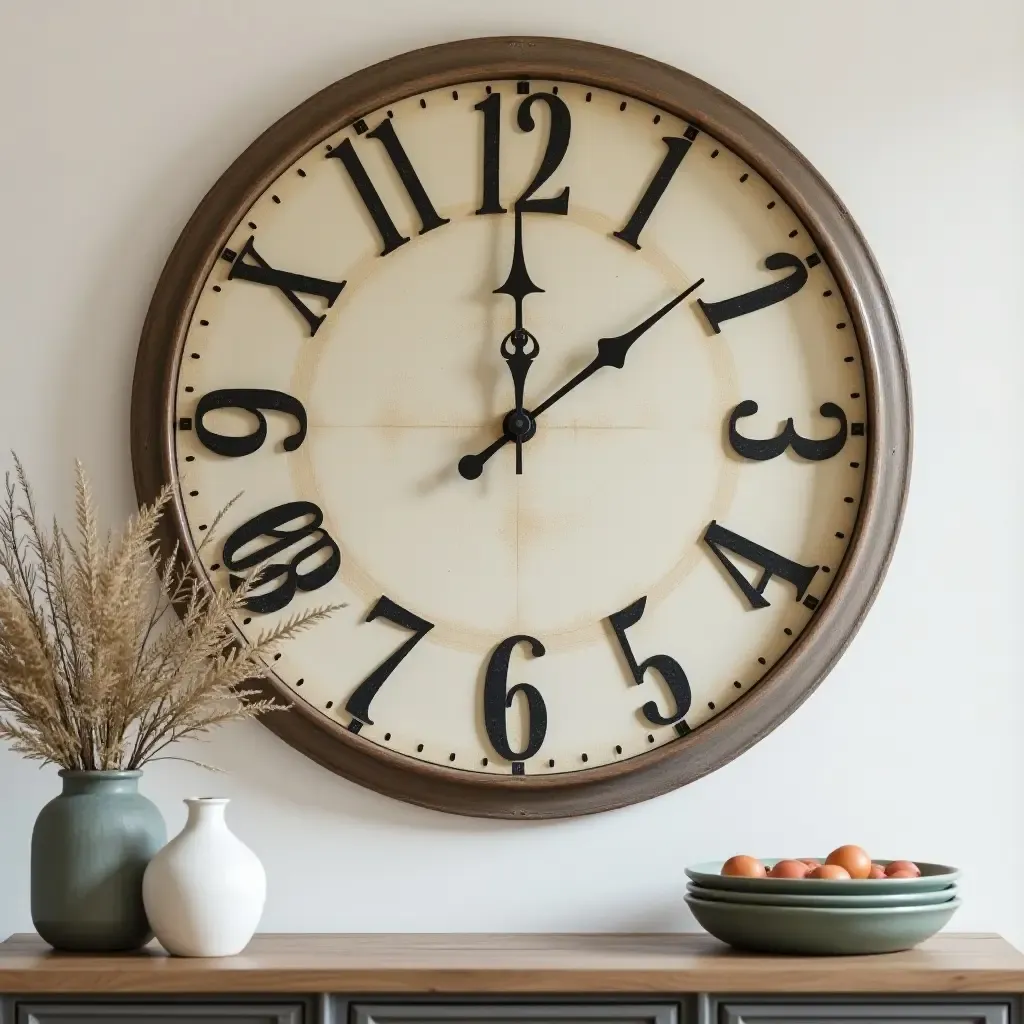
[132,37,911,818]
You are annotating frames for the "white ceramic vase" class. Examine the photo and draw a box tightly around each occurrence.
[142,797,265,957]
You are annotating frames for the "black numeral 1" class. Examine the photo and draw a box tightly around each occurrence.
[703,520,819,610]
[474,93,505,215]
[345,597,434,728]
[329,118,449,256]
[698,252,809,333]
[614,135,695,249]
[221,236,345,337]
[607,597,692,728]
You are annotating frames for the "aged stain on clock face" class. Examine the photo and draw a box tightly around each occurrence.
[173,77,869,779]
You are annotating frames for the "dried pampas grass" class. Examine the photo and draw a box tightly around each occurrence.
[0,457,339,770]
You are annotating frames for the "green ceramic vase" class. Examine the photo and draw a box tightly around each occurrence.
[31,770,166,951]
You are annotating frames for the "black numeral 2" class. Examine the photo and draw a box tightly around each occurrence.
[729,401,848,461]
[614,131,697,249]
[607,597,692,730]
[703,521,819,610]
[699,252,808,333]
[475,91,571,216]
[222,502,340,613]
[329,118,449,256]
[221,236,345,337]
[345,597,434,729]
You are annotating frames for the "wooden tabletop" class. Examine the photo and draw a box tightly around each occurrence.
[1,933,1023,994]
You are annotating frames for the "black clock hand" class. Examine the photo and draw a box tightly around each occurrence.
[458,278,704,481]
[494,208,543,474]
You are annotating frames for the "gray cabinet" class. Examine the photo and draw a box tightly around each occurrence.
[714,1002,1011,1024]
[353,1006,677,1024]
[16,1005,305,1024]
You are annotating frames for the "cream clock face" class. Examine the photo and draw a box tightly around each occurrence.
[172,77,868,779]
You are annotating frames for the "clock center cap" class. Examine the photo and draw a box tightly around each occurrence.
[503,408,537,442]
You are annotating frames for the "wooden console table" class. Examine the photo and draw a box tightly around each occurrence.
[1,933,1022,1024]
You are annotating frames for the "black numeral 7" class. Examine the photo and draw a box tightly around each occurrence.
[607,596,692,729]
[345,596,434,728]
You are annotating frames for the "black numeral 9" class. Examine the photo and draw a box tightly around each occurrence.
[195,389,307,458]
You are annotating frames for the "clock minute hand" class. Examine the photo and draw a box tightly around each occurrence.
[457,278,704,481]
[530,277,705,419]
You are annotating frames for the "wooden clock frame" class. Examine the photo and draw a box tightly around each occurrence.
[131,36,912,819]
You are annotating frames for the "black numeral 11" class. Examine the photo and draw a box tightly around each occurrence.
[328,118,449,256]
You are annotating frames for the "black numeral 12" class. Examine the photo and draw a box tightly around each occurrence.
[475,91,571,215]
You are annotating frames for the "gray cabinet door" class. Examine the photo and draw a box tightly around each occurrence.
[16,1004,304,1024]
[716,1001,1011,1024]
[353,1004,677,1024]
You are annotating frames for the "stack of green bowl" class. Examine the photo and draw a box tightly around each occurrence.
[685,860,960,955]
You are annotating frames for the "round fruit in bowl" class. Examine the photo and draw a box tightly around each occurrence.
[721,855,767,877]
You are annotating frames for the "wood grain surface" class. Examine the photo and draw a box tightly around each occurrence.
[1,933,1022,994]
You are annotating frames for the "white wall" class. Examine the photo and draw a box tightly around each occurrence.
[1,0,1022,945]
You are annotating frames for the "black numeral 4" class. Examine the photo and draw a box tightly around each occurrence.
[703,521,819,610]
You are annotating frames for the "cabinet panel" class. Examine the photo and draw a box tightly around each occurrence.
[353,1004,677,1024]
[17,1004,304,1024]
[717,1002,1010,1024]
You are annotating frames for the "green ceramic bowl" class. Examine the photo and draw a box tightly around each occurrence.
[686,860,959,895]
[685,893,961,955]
[687,881,958,908]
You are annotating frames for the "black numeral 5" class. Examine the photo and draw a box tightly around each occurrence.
[607,597,692,728]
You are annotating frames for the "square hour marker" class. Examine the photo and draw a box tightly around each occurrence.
[178,417,192,431]
[517,81,530,94]
[803,595,820,610]
[851,422,865,436]
[347,719,362,734]
[806,253,821,268]
[674,720,691,737]
[353,119,369,135]
[512,761,525,775]
[684,125,699,140]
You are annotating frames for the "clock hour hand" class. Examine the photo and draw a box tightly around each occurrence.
[458,278,704,481]
[493,207,544,475]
